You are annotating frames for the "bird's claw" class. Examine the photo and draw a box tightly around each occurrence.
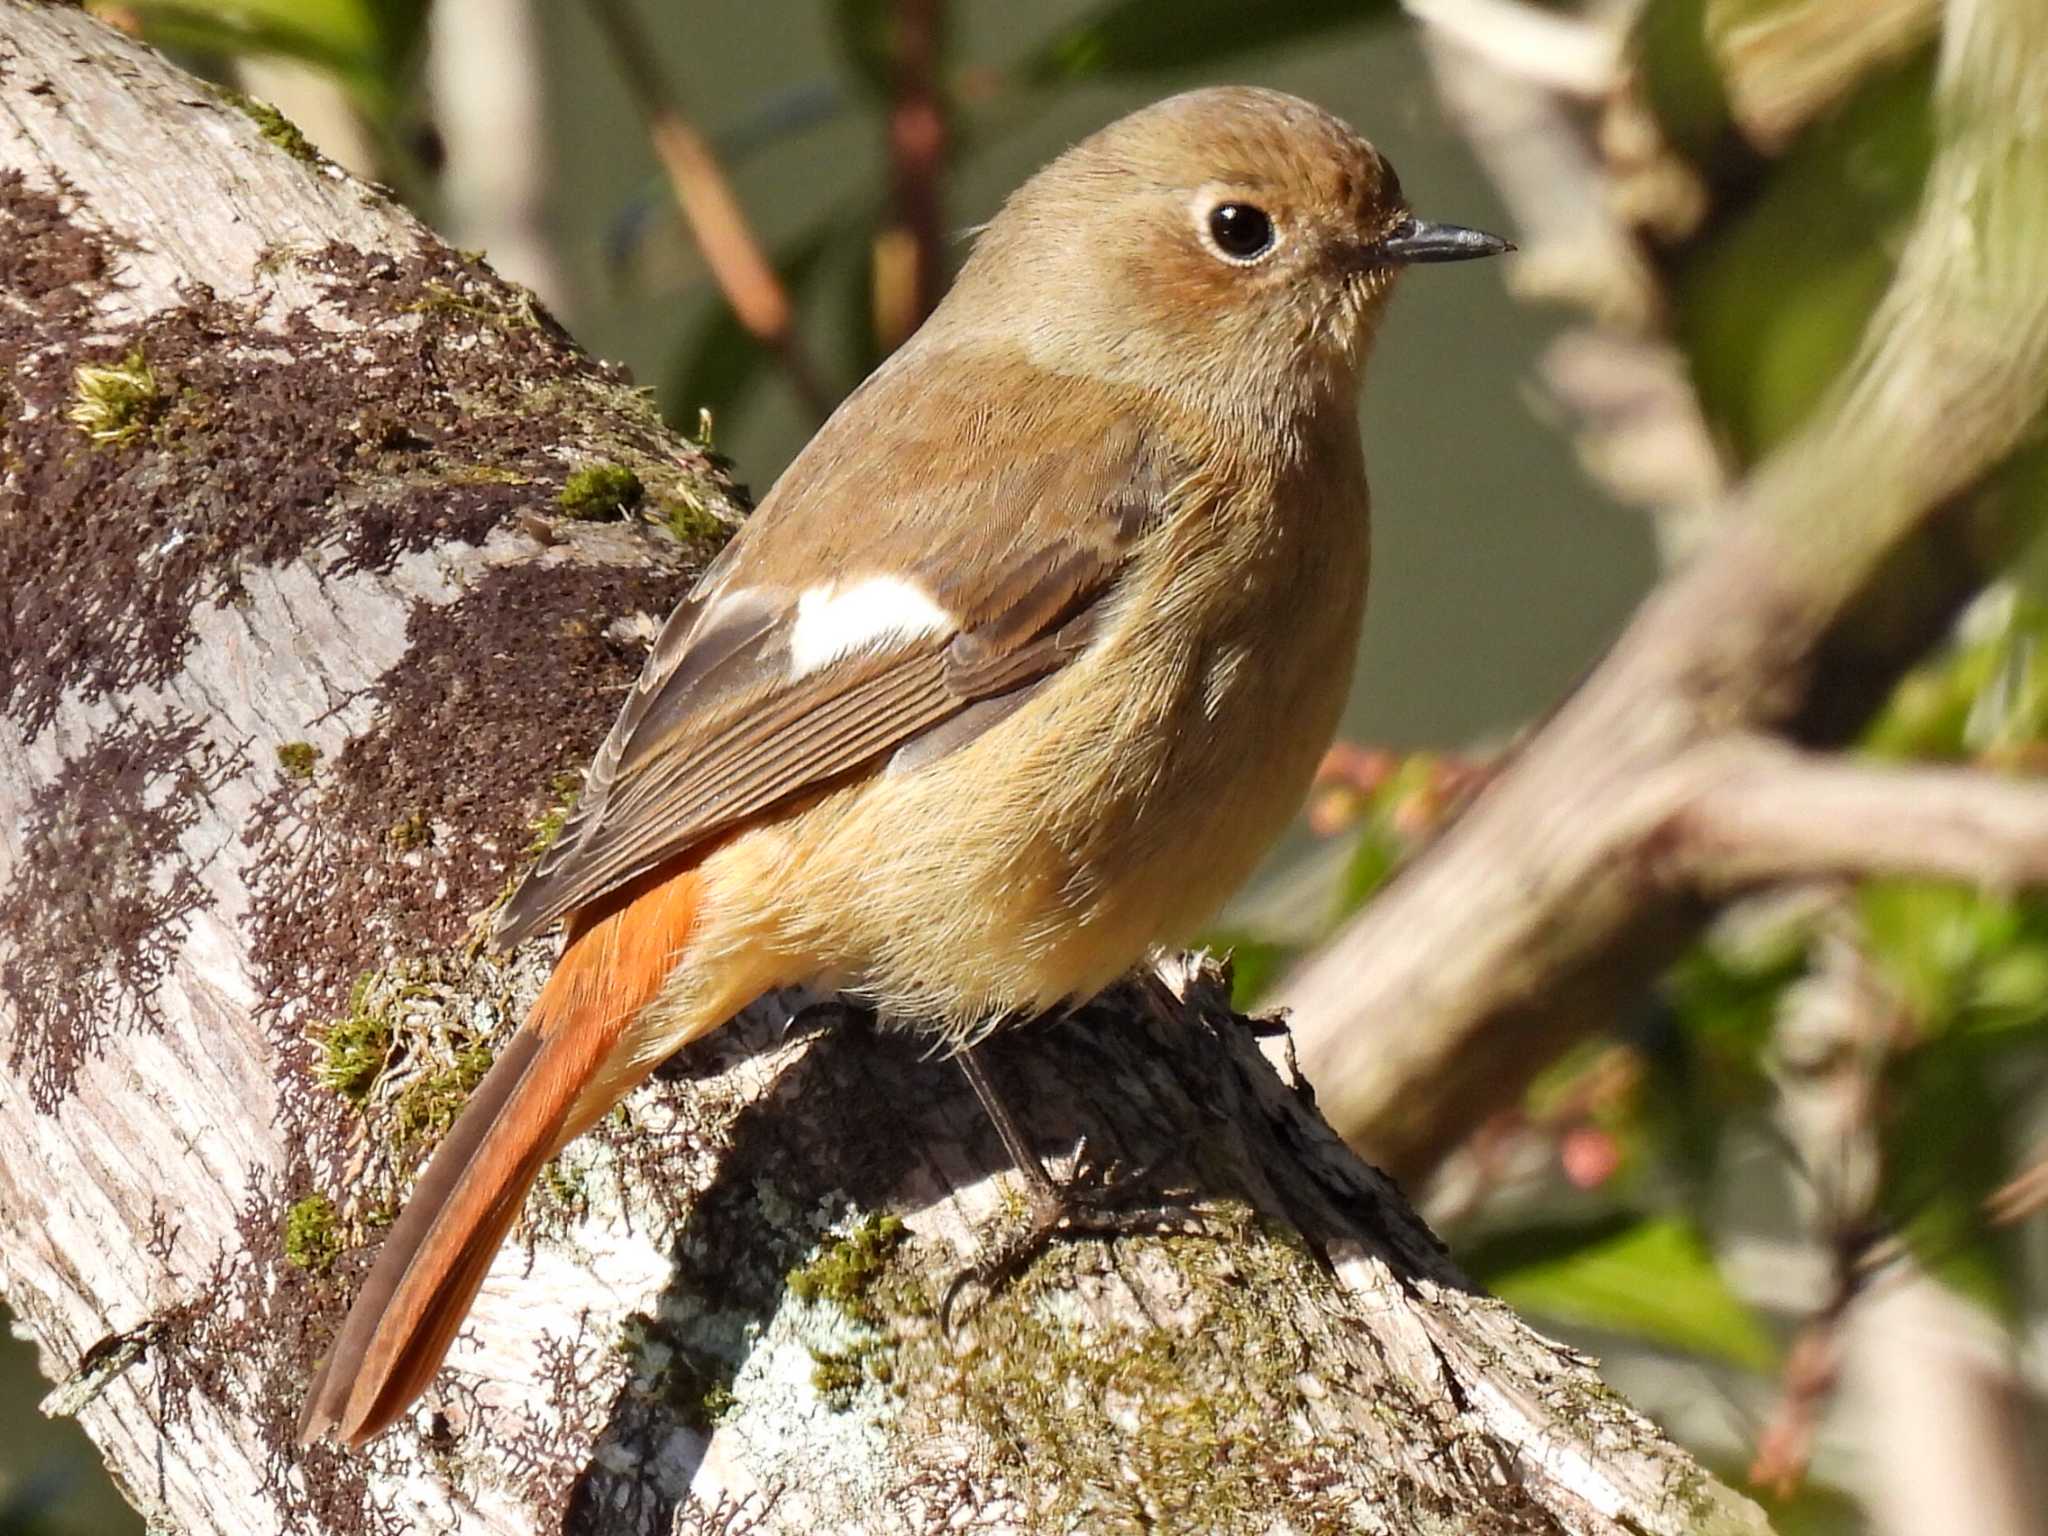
[938,1147,1206,1334]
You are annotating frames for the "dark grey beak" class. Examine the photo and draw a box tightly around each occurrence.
[1376,217,1515,265]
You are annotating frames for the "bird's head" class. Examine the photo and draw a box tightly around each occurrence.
[942,87,1511,418]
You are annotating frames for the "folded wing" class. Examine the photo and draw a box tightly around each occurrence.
[492,360,1181,950]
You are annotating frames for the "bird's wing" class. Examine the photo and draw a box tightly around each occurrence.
[491,356,1181,949]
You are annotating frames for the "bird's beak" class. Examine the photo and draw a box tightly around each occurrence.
[1373,216,1515,265]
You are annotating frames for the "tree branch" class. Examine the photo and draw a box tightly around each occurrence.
[1675,737,2048,892]
[873,0,948,353]
[0,7,1765,1533]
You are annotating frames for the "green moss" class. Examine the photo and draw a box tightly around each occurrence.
[386,808,430,849]
[274,740,320,780]
[393,1034,495,1145]
[444,463,532,487]
[697,1381,738,1424]
[786,1212,914,1410]
[401,278,540,332]
[809,1349,870,1407]
[916,1206,1367,1531]
[316,972,395,1103]
[283,1194,341,1274]
[616,1308,744,1431]
[658,492,727,548]
[242,100,317,162]
[539,1157,588,1214]
[67,349,163,447]
[525,770,584,856]
[556,462,645,521]
[216,88,322,164]
[787,1212,906,1324]
[808,1331,903,1409]
[314,965,496,1132]
[526,802,571,855]
[665,1346,743,1431]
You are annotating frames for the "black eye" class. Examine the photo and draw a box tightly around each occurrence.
[1207,202,1275,262]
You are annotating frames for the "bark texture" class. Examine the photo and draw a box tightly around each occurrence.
[0,7,1767,1533]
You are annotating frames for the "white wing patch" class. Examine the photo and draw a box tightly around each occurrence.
[787,576,953,676]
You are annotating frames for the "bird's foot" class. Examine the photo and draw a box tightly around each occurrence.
[939,1140,1205,1332]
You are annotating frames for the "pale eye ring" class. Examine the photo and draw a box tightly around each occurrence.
[1203,201,1277,265]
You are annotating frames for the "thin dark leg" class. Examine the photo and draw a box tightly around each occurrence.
[955,1046,1064,1204]
[943,1042,1204,1330]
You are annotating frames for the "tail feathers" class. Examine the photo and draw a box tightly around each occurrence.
[299,863,706,1447]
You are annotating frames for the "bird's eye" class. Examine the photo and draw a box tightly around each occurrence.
[1206,202,1275,263]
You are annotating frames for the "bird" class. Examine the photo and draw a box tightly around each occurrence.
[299,84,1510,1447]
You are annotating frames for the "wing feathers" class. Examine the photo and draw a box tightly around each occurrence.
[509,656,957,934]
[495,588,782,948]
[491,358,1185,951]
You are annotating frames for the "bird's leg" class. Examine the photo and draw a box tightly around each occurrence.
[943,1042,1204,1329]
[955,1046,1068,1208]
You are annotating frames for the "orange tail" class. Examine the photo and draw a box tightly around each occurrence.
[298,862,707,1447]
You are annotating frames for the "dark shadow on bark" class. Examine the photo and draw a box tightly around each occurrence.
[561,980,1474,1532]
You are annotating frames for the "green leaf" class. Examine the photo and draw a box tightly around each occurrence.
[1633,0,1733,157]
[1862,642,1999,761]
[1970,938,2048,1031]
[1878,1034,2030,1320]
[1336,820,1400,914]
[1860,880,2005,1030]
[1468,1214,1776,1370]
[1724,1470,1866,1536]
[1197,931,1295,1011]
[1332,752,1445,916]
[1675,49,1936,462]
[1863,588,2048,762]
[1859,881,2048,1039]
[137,0,379,64]
[1027,0,1393,82]
[1649,918,1812,1189]
[1667,925,1811,1058]
[129,0,427,111]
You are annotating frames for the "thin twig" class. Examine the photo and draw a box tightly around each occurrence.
[874,0,948,353]
[1748,914,1893,1496]
[581,0,833,419]
[1853,1129,2048,1282]
[1985,1137,2048,1227]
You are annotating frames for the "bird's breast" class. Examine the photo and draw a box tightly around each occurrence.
[698,441,1372,1036]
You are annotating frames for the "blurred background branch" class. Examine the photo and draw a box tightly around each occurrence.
[1676,742,2048,892]
[873,0,949,352]
[581,0,835,419]
[427,0,569,307]
[1278,0,2048,1180]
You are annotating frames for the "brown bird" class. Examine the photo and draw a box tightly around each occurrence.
[300,85,1510,1446]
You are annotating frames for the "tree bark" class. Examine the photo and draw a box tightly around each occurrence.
[0,7,1769,1534]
